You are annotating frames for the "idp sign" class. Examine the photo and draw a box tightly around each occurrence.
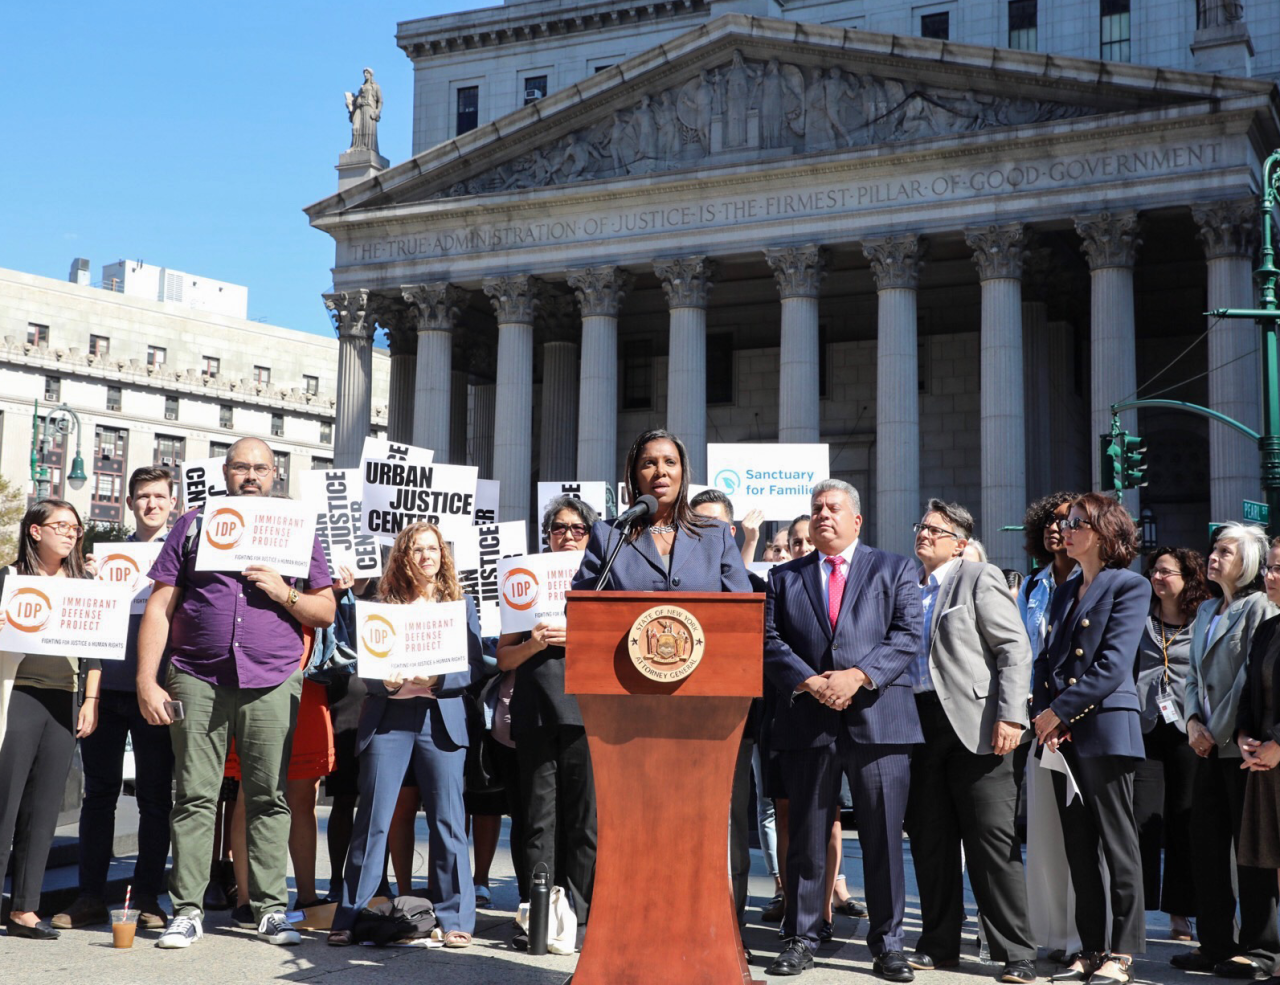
[205,507,246,551]
[6,586,53,633]
[500,568,539,612]
[361,613,397,659]
[98,553,143,591]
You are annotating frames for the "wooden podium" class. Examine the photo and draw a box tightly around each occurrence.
[565,590,765,985]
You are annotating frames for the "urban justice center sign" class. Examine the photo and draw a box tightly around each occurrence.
[361,459,479,542]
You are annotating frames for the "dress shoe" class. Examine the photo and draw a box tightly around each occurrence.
[910,952,960,970]
[1052,953,1102,982]
[1171,950,1219,972]
[818,920,835,943]
[1214,957,1271,980]
[6,920,60,940]
[768,938,815,977]
[874,950,917,982]
[835,897,869,918]
[133,895,168,930]
[1002,959,1039,983]
[51,895,108,929]
[762,891,786,923]
[1087,956,1133,985]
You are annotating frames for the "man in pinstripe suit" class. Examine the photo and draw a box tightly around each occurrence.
[763,479,924,980]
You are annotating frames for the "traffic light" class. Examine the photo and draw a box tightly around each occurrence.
[1121,432,1148,489]
[1100,433,1123,494]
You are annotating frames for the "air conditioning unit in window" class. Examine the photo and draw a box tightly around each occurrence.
[525,89,543,101]
[161,456,173,466]
[278,471,288,482]
[102,449,113,460]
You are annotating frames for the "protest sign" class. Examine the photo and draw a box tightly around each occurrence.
[361,459,479,542]
[181,457,228,513]
[95,541,165,614]
[498,552,584,634]
[361,436,433,464]
[748,561,779,580]
[706,444,829,520]
[473,479,500,526]
[194,497,318,578]
[355,599,469,679]
[0,575,132,660]
[454,521,527,637]
[537,482,615,548]
[301,468,382,579]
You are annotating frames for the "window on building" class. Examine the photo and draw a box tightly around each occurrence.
[44,376,60,402]
[621,339,653,411]
[303,375,319,396]
[921,11,950,39]
[312,456,334,472]
[1009,0,1037,50]
[27,323,49,347]
[706,333,734,406]
[271,413,285,438]
[154,434,186,467]
[456,85,479,136]
[210,441,231,460]
[220,404,234,429]
[523,75,547,105]
[95,425,126,460]
[89,334,110,358]
[320,421,333,445]
[203,355,220,378]
[92,473,123,521]
[107,385,122,412]
[253,365,271,385]
[164,396,179,421]
[147,345,166,368]
[593,64,613,73]
[273,451,291,483]
[1101,0,1131,61]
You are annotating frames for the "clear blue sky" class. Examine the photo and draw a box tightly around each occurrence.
[3,1,477,336]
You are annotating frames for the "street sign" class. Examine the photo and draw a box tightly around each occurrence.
[1244,500,1270,525]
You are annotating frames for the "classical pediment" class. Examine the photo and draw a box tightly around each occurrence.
[306,13,1274,218]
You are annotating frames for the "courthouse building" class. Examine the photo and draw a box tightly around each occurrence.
[306,0,1280,565]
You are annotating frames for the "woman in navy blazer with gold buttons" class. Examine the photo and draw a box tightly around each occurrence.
[1031,493,1148,985]
[572,429,752,596]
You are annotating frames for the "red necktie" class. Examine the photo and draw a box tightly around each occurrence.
[826,555,846,630]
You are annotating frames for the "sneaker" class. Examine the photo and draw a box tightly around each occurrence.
[133,895,168,930]
[257,912,301,946]
[51,895,109,929]
[157,914,203,949]
[231,903,257,929]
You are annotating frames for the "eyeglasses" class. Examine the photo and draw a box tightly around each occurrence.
[1264,564,1280,577]
[549,522,588,538]
[912,522,957,540]
[1150,567,1183,580]
[40,521,84,538]
[227,463,273,476]
[409,547,440,559]
[1059,517,1092,532]
[1044,516,1068,530]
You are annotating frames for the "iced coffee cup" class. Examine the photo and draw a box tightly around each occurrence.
[111,909,139,949]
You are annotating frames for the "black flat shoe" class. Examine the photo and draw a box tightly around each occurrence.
[6,921,60,940]
[875,950,917,983]
[835,897,868,918]
[1214,958,1271,980]
[818,920,835,943]
[909,953,937,971]
[1087,957,1133,985]
[1052,953,1102,982]
[1172,950,1219,972]
[768,938,815,977]
[1002,959,1039,983]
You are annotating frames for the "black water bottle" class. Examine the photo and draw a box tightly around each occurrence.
[529,862,551,956]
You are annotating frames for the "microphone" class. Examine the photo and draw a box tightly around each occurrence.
[614,494,659,527]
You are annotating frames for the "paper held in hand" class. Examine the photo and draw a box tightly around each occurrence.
[498,552,584,634]
[706,443,830,520]
[0,575,132,660]
[180,457,228,513]
[301,468,383,580]
[194,497,319,578]
[361,458,479,542]
[354,599,470,679]
[454,521,528,638]
[95,542,166,615]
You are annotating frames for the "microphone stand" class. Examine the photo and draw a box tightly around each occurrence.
[593,517,641,591]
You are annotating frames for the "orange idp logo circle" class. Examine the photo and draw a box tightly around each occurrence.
[206,507,246,550]
[7,586,54,633]
[361,614,397,659]
[99,553,142,589]
[501,568,540,611]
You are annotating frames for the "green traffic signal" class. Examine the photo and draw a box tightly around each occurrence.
[1122,433,1148,489]
[1100,433,1123,494]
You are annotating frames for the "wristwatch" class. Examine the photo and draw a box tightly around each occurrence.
[285,587,300,608]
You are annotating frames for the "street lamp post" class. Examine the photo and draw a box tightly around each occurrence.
[29,400,88,501]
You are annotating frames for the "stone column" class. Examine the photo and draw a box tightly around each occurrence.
[1193,198,1263,520]
[653,256,716,481]
[966,223,1028,569]
[323,289,372,468]
[451,368,470,466]
[568,266,633,484]
[385,311,417,445]
[402,283,468,461]
[473,383,496,477]
[537,293,580,481]
[765,244,827,443]
[1076,210,1142,517]
[1022,298,1052,501]
[483,275,541,521]
[863,235,925,558]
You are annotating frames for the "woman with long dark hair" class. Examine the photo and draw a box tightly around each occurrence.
[0,499,100,939]
[328,522,483,948]
[1133,547,1210,941]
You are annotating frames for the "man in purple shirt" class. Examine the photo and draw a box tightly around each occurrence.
[137,438,336,949]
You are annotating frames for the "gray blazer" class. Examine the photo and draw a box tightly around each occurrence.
[925,559,1033,755]
[1186,591,1279,757]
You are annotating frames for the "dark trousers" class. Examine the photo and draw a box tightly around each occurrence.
[516,724,596,925]
[484,738,529,901]
[1190,750,1280,971]
[78,688,174,900]
[781,736,912,955]
[0,687,78,911]
[729,733,755,925]
[905,694,1036,962]
[1053,748,1146,955]
[1132,719,1197,916]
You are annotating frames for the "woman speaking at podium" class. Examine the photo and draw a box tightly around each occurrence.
[573,429,752,595]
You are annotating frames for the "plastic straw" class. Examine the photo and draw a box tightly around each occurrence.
[124,884,131,914]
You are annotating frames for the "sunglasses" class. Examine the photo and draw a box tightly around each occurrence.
[549,522,588,538]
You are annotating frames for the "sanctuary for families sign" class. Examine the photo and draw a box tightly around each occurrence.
[707,443,830,519]
[194,498,318,578]
[361,459,478,541]
[354,599,469,679]
[0,576,131,660]
[302,468,382,579]
[498,552,584,634]
[95,542,165,614]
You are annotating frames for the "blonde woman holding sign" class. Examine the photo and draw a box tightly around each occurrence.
[0,500,101,940]
[329,522,483,948]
